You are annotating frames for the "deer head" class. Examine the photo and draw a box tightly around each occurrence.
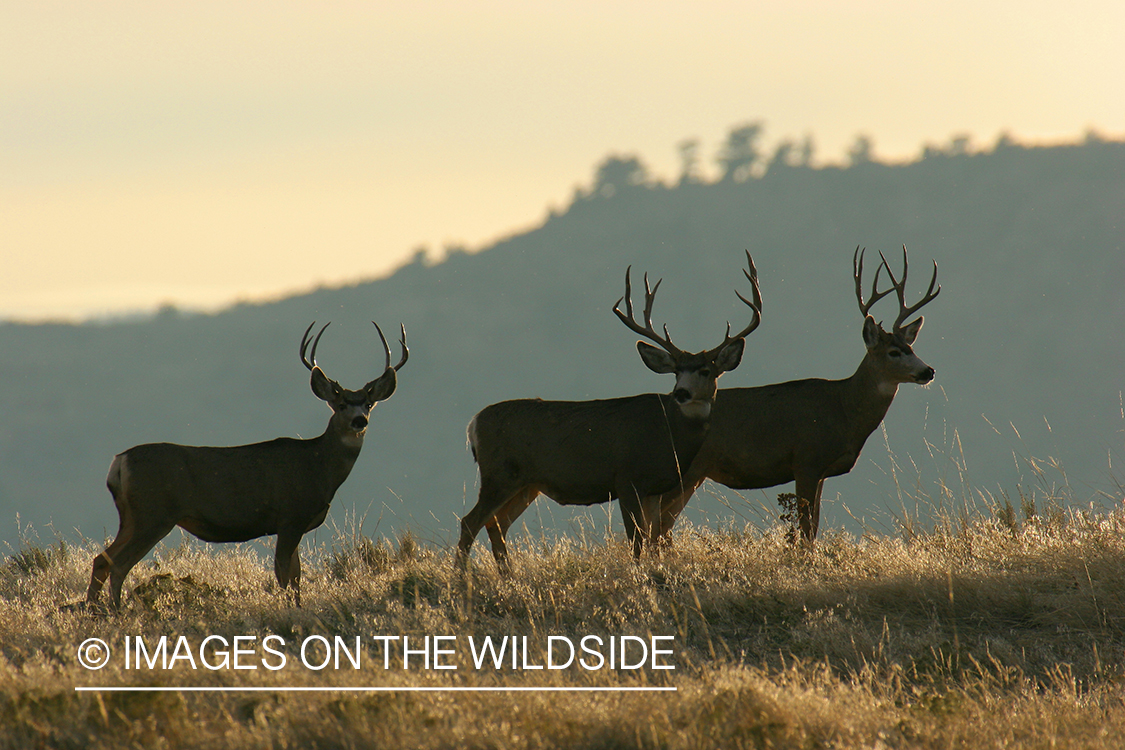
[854,246,939,390]
[614,251,762,419]
[300,321,409,442]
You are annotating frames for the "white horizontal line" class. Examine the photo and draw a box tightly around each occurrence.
[76,686,676,693]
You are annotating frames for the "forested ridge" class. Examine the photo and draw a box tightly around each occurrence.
[2,130,1122,549]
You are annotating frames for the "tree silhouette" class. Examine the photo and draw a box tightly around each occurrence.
[592,154,649,198]
[847,134,875,166]
[796,135,815,167]
[677,138,703,185]
[993,131,1018,151]
[716,122,764,182]
[765,139,796,176]
[948,134,971,156]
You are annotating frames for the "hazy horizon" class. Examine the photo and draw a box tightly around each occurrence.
[4,2,1123,322]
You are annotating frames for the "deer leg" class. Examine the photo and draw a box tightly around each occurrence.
[617,486,647,559]
[88,479,137,606]
[103,521,177,609]
[483,519,509,574]
[87,552,112,605]
[458,477,523,561]
[288,549,302,607]
[274,531,303,606]
[656,496,685,541]
[640,495,663,554]
[458,489,498,556]
[793,474,823,544]
[485,487,537,574]
[619,495,664,557]
[88,522,133,605]
[656,480,704,542]
[620,504,640,549]
[811,479,825,539]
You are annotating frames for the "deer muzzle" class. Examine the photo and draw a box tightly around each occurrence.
[673,389,713,420]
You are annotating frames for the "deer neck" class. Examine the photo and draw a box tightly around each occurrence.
[660,392,712,443]
[843,355,898,435]
[312,423,366,487]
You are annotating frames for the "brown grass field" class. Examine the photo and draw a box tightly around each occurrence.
[3,481,1125,749]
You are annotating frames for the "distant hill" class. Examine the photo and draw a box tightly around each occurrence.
[2,134,1123,550]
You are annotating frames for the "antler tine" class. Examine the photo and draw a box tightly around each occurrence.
[615,265,635,322]
[373,321,392,371]
[880,245,941,332]
[393,323,409,371]
[300,321,331,371]
[612,265,682,355]
[394,323,409,371]
[853,246,893,318]
[719,250,764,344]
[371,322,410,372]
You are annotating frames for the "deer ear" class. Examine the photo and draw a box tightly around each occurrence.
[364,367,398,403]
[862,316,882,350]
[898,316,923,345]
[636,341,677,374]
[713,337,745,374]
[310,368,339,402]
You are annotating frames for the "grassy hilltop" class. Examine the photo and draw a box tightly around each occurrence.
[3,485,1124,749]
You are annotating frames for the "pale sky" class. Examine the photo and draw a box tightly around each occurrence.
[3,1,1122,321]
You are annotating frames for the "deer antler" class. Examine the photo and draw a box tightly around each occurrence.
[373,322,410,372]
[300,322,331,371]
[853,246,894,318]
[878,245,941,332]
[302,321,409,377]
[613,266,684,355]
[707,250,763,355]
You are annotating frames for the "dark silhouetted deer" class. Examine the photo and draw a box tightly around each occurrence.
[657,246,939,542]
[86,321,408,608]
[458,253,763,570]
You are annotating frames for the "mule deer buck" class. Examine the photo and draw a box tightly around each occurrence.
[458,253,762,570]
[85,321,408,609]
[656,246,939,543]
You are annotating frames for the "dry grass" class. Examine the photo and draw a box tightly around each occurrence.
[3,495,1125,749]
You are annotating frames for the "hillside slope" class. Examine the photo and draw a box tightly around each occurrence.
[2,136,1122,549]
